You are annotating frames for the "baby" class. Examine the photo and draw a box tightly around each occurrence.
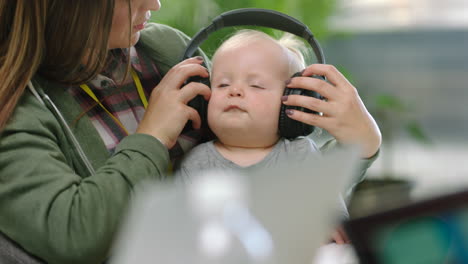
[177,29,377,243]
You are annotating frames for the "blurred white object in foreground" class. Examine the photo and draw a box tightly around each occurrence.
[313,244,359,264]
[110,146,360,264]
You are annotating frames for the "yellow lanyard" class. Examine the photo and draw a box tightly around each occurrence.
[79,69,148,135]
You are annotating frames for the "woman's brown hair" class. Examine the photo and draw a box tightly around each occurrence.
[0,0,116,131]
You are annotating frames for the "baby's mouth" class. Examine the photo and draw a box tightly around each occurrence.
[224,105,245,112]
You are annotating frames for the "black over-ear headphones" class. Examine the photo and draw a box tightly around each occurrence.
[182,8,325,139]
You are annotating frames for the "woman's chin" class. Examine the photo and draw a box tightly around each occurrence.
[108,32,141,50]
[130,32,141,46]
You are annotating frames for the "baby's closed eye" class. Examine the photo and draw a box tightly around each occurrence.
[250,84,264,89]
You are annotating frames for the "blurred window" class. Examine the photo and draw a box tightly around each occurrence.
[330,0,468,31]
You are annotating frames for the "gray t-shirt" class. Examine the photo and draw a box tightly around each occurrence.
[174,137,349,219]
[175,137,319,179]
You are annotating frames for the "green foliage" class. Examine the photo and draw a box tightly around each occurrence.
[373,93,430,144]
[151,0,337,57]
[375,94,406,112]
[406,121,431,144]
[336,66,355,84]
[372,92,431,178]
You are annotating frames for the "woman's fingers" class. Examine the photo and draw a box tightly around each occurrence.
[177,56,205,66]
[136,57,211,148]
[283,94,333,115]
[286,75,337,100]
[185,106,202,129]
[159,62,209,91]
[179,81,211,103]
[302,64,350,89]
[284,63,381,158]
[284,108,331,129]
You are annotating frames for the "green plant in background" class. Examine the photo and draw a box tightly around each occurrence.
[373,93,431,178]
[347,93,431,218]
[336,66,431,179]
[151,0,337,57]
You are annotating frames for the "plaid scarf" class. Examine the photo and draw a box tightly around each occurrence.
[68,46,201,162]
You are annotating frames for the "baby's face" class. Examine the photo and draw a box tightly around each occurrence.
[207,37,291,147]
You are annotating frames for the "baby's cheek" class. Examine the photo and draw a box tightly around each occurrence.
[207,96,221,113]
[206,98,222,123]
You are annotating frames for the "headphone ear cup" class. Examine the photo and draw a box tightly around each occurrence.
[185,71,213,142]
[186,77,209,123]
[279,73,324,139]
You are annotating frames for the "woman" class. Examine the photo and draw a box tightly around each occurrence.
[0,1,381,263]
[0,0,210,263]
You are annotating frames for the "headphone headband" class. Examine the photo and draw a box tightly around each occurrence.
[182,8,325,64]
[182,8,324,140]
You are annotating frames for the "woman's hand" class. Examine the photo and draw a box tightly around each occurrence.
[282,64,381,158]
[136,57,211,148]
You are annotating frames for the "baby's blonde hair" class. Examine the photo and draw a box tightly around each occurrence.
[214,29,307,75]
